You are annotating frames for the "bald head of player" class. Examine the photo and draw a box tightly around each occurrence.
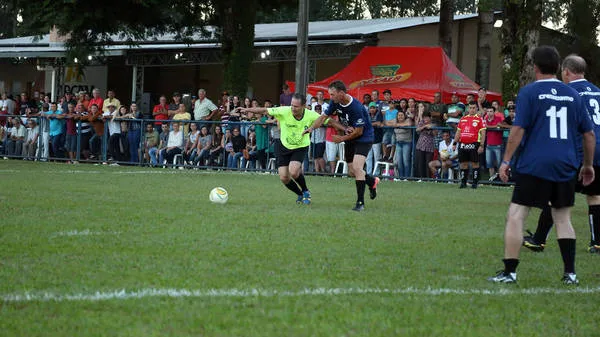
[561,54,587,83]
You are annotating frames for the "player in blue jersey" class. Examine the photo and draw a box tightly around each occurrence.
[523,54,600,254]
[489,46,596,285]
[304,80,380,211]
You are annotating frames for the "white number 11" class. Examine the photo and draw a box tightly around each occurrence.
[546,106,568,139]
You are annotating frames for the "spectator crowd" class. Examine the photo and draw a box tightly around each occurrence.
[0,85,516,181]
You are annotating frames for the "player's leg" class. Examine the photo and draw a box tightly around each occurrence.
[552,207,578,284]
[289,147,311,204]
[277,149,303,202]
[587,195,600,253]
[523,204,552,252]
[458,144,469,188]
[471,154,480,188]
[550,177,578,284]
[490,174,549,283]
[429,159,441,178]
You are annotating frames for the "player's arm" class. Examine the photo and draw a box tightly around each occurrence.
[453,127,461,144]
[477,127,486,154]
[303,114,328,135]
[580,130,596,186]
[498,126,525,182]
[236,107,269,116]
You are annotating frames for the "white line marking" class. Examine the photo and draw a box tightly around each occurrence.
[53,230,120,237]
[3,286,600,302]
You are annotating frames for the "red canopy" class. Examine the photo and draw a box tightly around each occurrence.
[288,46,501,104]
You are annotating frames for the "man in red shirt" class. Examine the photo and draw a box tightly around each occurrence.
[89,89,104,112]
[483,106,504,180]
[453,102,486,189]
[152,95,169,132]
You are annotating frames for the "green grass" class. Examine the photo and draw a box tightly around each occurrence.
[1,161,599,336]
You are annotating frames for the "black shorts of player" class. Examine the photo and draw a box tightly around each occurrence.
[344,141,372,163]
[512,173,576,209]
[575,165,600,196]
[277,144,308,168]
[310,142,325,158]
[458,142,479,163]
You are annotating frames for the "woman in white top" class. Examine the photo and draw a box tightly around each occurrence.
[164,122,184,164]
[184,122,200,164]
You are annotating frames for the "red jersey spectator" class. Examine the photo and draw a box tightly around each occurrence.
[152,95,169,129]
[484,107,504,179]
[89,89,104,112]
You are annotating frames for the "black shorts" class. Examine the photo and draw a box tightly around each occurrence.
[458,142,479,163]
[575,165,600,196]
[277,145,308,167]
[310,142,325,158]
[512,173,576,208]
[344,141,372,163]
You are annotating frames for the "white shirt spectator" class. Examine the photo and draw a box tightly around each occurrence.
[26,125,39,142]
[312,101,329,112]
[167,130,184,148]
[10,124,26,139]
[104,111,121,135]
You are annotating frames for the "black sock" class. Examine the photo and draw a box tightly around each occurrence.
[460,168,469,185]
[535,205,554,244]
[502,258,519,273]
[356,180,366,204]
[295,174,309,192]
[284,180,302,196]
[589,205,600,245]
[365,174,375,188]
[558,238,576,274]
[472,167,479,184]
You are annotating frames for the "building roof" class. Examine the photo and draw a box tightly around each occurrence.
[0,14,480,58]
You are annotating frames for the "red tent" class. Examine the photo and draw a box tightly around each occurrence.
[288,46,501,104]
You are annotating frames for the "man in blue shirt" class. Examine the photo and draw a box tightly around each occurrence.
[45,102,65,159]
[305,80,379,211]
[490,46,596,285]
[523,54,600,255]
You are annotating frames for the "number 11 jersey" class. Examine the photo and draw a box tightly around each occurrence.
[514,78,593,182]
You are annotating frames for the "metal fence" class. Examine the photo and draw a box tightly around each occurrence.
[0,114,510,184]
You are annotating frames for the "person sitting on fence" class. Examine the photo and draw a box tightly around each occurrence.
[22,119,39,160]
[6,117,26,157]
[428,131,458,179]
[194,125,212,166]
[144,122,160,166]
[227,127,246,169]
[208,125,224,166]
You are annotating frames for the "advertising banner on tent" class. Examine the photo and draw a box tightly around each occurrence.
[288,46,501,104]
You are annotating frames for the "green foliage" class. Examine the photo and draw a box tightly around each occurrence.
[17,0,212,65]
[565,0,600,84]
[2,162,600,336]
[0,0,17,38]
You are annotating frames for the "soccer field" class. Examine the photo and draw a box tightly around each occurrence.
[1,162,599,336]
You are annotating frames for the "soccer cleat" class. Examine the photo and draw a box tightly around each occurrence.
[588,244,600,254]
[369,177,380,200]
[488,270,517,283]
[352,202,365,212]
[471,183,478,189]
[562,273,579,285]
[296,194,303,204]
[523,230,545,252]
[459,183,467,189]
[489,173,499,182]
[302,190,311,205]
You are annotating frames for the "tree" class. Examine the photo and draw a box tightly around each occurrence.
[0,0,18,39]
[565,0,600,84]
[518,0,542,87]
[17,0,211,64]
[438,0,454,58]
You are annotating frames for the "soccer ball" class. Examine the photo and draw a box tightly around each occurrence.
[439,150,450,161]
[209,187,228,204]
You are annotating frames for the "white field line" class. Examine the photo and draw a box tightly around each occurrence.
[53,229,120,237]
[3,286,600,303]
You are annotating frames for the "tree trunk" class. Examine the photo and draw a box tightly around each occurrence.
[218,0,258,98]
[518,0,541,87]
[438,0,454,58]
[475,10,494,88]
[500,0,521,102]
[566,0,600,84]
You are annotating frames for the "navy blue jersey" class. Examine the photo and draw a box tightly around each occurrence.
[568,79,600,166]
[514,78,593,181]
[325,96,374,143]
